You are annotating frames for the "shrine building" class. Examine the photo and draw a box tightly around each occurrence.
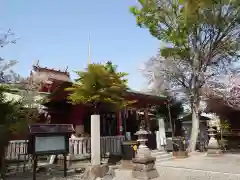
[30,63,168,142]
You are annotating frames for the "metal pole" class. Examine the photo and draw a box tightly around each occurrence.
[63,153,67,177]
[33,155,37,180]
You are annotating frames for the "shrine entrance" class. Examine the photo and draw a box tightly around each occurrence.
[83,110,118,137]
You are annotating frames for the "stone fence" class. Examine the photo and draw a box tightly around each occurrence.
[6,136,125,161]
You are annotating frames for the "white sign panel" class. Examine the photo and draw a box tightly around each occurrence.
[35,136,65,152]
[126,132,131,140]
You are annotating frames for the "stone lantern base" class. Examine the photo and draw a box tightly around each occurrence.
[206,137,222,157]
[132,157,159,180]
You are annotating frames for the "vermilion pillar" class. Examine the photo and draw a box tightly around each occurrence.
[117,111,123,135]
[69,104,85,136]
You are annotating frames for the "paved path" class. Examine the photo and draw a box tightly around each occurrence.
[155,153,240,180]
[156,153,240,174]
[7,153,240,180]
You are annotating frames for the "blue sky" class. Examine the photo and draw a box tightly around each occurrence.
[1,0,161,90]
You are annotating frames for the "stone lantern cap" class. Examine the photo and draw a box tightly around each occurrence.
[207,127,216,133]
[135,127,149,136]
[208,127,217,137]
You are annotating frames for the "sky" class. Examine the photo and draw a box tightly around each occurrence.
[1,0,161,90]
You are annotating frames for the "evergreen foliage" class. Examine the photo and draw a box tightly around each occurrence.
[66,62,134,111]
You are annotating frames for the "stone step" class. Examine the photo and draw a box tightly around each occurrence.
[151,151,168,156]
[151,150,171,156]
[155,153,172,159]
[151,150,173,164]
[155,157,174,164]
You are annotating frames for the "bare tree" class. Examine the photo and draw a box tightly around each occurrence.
[0,29,17,48]
[205,72,240,110]
[0,29,19,83]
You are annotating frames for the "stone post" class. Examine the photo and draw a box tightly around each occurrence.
[156,117,166,151]
[206,125,221,156]
[132,126,159,180]
[91,114,101,165]
[83,114,109,179]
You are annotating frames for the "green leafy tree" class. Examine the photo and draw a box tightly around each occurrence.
[13,79,42,131]
[0,81,42,180]
[0,30,41,178]
[217,119,230,149]
[104,61,117,73]
[0,28,40,133]
[66,62,133,112]
[104,61,129,85]
[130,0,240,151]
[0,82,41,178]
[0,86,27,179]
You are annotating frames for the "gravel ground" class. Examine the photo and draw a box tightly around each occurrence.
[6,171,84,180]
[11,153,240,180]
[6,172,114,180]
[5,167,115,180]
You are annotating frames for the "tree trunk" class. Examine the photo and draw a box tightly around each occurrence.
[188,101,200,152]
[0,125,9,180]
[0,149,6,180]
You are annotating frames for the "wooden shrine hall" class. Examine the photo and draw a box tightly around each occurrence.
[30,63,167,142]
[205,95,240,150]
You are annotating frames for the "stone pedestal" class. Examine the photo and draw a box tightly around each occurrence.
[82,164,109,180]
[120,160,134,169]
[114,169,132,180]
[132,157,159,180]
[206,137,222,156]
[173,151,188,158]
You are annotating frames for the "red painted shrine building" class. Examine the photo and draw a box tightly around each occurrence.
[31,63,166,139]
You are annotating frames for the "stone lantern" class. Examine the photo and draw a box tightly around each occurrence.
[132,125,159,180]
[135,126,151,158]
[206,126,221,156]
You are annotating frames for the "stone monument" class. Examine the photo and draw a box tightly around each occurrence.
[156,117,166,150]
[206,125,222,156]
[132,126,159,180]
[82,114,109,180]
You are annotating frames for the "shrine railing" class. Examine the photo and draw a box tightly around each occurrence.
[6,140,29,161]
[69,136,125,157]
[6,136,125,160]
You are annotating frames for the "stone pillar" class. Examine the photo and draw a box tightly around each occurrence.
[91,114,101,165]
[156,117,166,150]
